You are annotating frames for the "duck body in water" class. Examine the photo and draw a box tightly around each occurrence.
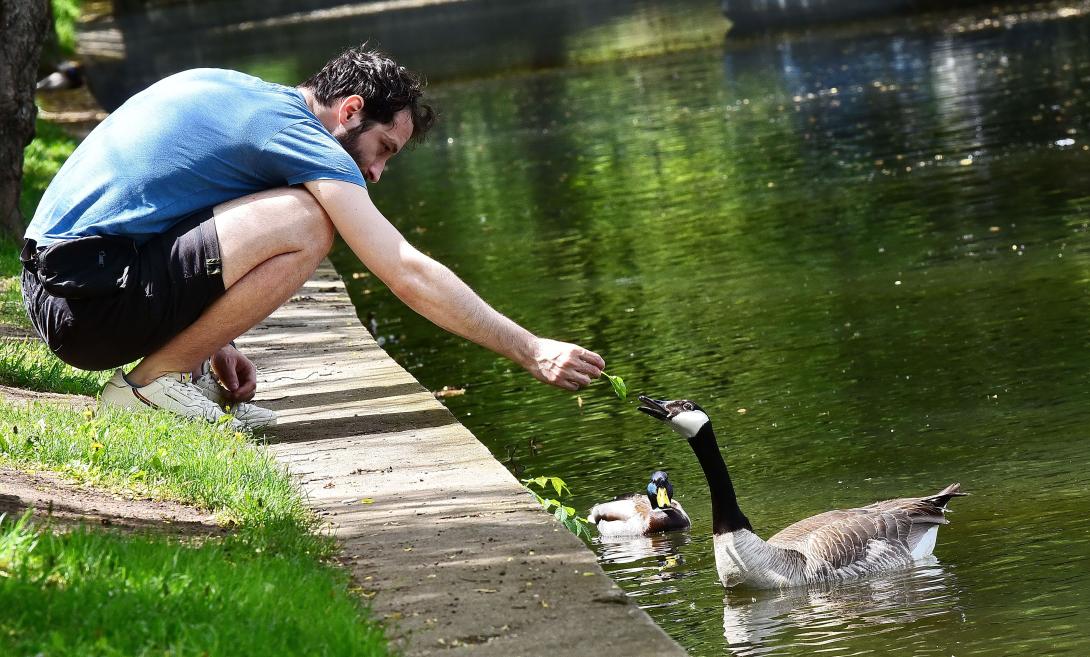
[588,470,692,537]
[638,396,966,589]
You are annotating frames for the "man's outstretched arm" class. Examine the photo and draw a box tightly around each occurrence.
[304,179,605,390]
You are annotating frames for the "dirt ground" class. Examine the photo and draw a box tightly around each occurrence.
[0,388,224,536]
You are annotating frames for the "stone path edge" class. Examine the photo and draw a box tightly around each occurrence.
[239,261,689,657]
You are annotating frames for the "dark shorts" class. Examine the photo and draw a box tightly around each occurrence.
[21,208,226,371]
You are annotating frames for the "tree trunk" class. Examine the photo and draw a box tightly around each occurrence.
[0,0,52,238]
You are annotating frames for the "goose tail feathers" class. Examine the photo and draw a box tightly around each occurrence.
[921,483,968,509]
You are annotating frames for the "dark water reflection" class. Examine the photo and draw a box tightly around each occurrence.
[324,5,1090,655]
[84,0,724,110]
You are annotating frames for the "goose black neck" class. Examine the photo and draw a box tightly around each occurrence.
[688,424,752,535]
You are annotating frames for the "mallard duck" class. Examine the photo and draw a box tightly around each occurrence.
[588,470,692,537]
[637,396,966,589]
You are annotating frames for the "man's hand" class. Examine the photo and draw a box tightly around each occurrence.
[527,338,605,391]
[211,344,257,403]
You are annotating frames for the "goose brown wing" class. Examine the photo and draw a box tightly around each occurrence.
[766,508,899,569]
[766,484,963,570]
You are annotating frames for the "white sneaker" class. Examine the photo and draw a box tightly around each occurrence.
[192,367,278,431]
[99,369,241,429]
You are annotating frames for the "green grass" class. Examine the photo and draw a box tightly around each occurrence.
[0,234,29,330]
[0,402,304,527]
[0,510,388,657]
[20,119,78,222]
[0,338,111,394]
[51,0,81,58]
[0,400,391,656]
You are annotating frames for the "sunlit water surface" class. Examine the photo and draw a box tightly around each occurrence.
[128,1,1090,653]
[326,7,1090,655]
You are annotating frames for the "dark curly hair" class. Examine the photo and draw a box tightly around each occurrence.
[301,45,436,144]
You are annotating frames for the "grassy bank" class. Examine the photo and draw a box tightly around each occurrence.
[1,511,386,657]
[0,339,109,394]
[0,404,303,526]
[0,234,29,330]
[0,402,390,656]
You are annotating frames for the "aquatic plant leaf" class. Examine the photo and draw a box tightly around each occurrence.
[603,372,627,400]
[522,476,549,489]
[550,476,569,497]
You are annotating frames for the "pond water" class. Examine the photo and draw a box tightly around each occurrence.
[94,0,1090,653]
[324,5,1090,655]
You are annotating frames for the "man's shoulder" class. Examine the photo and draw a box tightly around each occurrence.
[140,68,311,135]
[154,68,290,99]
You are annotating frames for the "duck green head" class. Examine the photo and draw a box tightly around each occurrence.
[647,470,674,509]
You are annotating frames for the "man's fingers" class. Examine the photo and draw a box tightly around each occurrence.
[580,349,606,371]
[218,365,239,392]
[575,361,603,379]
[232,380,256,403]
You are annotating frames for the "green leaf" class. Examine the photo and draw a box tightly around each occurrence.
[602,372,627,400]
[575,522,592,541]
[550,477,569,497]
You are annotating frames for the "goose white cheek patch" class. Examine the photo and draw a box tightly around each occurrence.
[671,410,710,438]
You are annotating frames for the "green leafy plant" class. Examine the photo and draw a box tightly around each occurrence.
[602,372,627,400]
[0,339,112,395]
[522,475,593,540]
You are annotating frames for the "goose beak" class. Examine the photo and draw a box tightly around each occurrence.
[656,486,671,508]
[638,395,670,421]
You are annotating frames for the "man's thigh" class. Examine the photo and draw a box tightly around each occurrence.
[22,208,226,371]
[213,187,330,289]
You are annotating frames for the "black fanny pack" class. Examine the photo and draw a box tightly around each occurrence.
[22,235,138,299]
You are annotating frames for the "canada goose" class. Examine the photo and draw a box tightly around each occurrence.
[588,470,692,537]
[637,396,966,589]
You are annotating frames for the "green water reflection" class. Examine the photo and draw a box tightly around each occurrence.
[328,8,1090,657]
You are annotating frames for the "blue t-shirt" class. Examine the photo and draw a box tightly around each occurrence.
[26,68,366,246]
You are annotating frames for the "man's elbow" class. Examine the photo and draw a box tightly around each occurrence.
[385,256,433,307]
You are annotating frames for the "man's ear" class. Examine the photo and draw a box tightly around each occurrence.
[338,95,365,127]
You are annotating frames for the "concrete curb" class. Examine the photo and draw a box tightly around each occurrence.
[238,262,688,657]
